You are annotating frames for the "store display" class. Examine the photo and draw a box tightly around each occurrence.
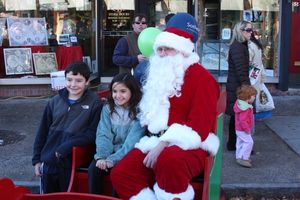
[33,52,58,75]
[4,48,33,75]
[7,18,48,46]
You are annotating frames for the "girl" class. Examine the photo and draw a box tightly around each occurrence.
[88,73,145,194]
[234,85,257,168]
[225,20,253,151]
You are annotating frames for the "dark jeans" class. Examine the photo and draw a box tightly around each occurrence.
[88,159,110,194]
[41,168,71,193]
[227,115,236,150]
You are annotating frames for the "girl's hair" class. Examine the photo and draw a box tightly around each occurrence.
[236,85,257,101]
[230,21,252,44]
[250,31,263,50]
[108,73,142,119]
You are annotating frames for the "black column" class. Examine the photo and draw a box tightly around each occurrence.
[278,0,292,91]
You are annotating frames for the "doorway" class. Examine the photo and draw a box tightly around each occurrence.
[98,0,192,78]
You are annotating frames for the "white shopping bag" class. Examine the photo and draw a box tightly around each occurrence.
[255,83,275,113]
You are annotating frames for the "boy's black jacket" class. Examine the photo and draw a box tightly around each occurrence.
[32,88,102,168]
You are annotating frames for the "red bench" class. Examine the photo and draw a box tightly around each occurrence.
[67,90,226,200]
[0,177,119,200]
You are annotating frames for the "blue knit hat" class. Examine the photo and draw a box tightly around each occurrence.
[153,13,199,55]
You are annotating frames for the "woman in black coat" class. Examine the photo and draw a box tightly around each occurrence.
[226,21,253,151]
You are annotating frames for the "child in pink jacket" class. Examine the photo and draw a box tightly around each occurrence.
[234,85,257,168]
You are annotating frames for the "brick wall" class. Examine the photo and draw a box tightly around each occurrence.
[0,85,56,98]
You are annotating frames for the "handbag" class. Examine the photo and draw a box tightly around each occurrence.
[255,83,275,113]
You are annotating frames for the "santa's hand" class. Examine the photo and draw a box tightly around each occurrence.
[143,141,168,168]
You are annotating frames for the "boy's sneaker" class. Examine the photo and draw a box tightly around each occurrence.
[236,159,252,168]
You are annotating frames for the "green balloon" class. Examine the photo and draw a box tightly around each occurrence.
[138,27,161,58]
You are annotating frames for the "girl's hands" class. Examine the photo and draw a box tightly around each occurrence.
[96,159,114,171]
[143,141,169,168]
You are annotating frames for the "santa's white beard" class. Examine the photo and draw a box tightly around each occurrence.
[138,53,187,133]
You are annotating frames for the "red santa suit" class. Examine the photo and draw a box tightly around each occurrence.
[111,13,220,200]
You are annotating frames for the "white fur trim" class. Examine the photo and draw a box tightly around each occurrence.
[159,123,220,155]
[130,187,157,200]
[159,123,202,150]
[199,133,220,156]
[154,31,195,55]
[154,183,194,200]
[182,53,200,68]
[135,136,160,153]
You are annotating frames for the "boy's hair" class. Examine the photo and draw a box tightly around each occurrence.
[237,85,257,101]
[108,73,142,119]
[64,61,91,81]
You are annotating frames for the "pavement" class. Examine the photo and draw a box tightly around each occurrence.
[1,90,300,199]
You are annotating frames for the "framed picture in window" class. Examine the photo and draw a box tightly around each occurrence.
[57,34,70,45]
[7,18,48,46]
[33,52,58,75]
[4,48,33,75]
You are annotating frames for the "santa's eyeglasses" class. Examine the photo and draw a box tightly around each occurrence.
[157,47,175,52]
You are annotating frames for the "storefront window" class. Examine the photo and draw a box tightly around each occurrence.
[99,0,135,76]
[0,0,96,78]
[197,0,280,77]
[153,0,188,28]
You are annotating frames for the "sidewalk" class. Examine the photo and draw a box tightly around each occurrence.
[222,95,300,199]
[0,93,300,199]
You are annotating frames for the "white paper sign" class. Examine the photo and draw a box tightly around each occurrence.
[5,0,36,11]
[221,28,231,40]
[50,71,66,90]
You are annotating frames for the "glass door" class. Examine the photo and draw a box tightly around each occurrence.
[99,0,135,77]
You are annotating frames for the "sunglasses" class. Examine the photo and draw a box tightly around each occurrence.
[242,28,253,33]
[134,21,147,25]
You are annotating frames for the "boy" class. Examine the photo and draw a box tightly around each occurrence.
[32,61,102,193]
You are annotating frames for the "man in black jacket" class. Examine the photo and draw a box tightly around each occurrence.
[112,13,147,74]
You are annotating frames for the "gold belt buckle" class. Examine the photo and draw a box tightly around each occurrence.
[159,130,165,136]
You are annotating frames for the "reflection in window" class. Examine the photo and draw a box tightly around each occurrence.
[0,0,97,78]
[198,0,279,77]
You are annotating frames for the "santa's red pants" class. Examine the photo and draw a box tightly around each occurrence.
[111,146,207,200]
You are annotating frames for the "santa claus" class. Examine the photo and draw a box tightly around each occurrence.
[111,13,220,200]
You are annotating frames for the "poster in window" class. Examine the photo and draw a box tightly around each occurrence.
[253,11,263,22]
[243,10,253,22]
[33,53,58,75]
[4,48,33,75]
[7,18,48,46]
[5,0,36,11]
[0,18,6,46]
[83,56,91,71]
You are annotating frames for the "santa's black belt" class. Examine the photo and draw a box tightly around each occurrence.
[146,130,166,137]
